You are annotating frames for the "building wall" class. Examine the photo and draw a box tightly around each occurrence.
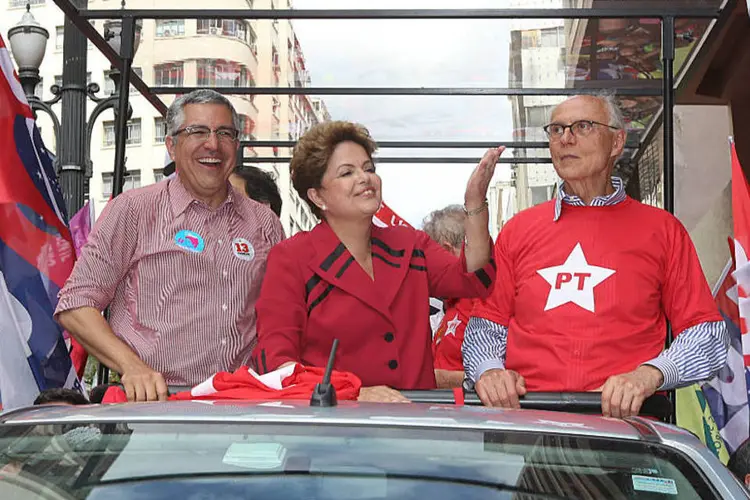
[637,105,734,287]
[2,0,323,234]
[674,105,733,287]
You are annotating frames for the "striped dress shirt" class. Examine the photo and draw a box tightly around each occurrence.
[55,175,285,385]
[463,177,729,390]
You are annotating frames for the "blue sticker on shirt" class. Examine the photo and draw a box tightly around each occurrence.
[174,230,205,253]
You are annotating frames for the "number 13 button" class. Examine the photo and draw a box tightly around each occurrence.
[232,238,255,261]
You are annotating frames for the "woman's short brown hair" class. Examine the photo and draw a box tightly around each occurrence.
[290,120,378,218]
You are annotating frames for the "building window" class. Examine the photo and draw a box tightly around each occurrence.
[103,67,142,94]
[10,0,44,6]
[101,171,141,199]
[197,19,253,45]
[154,62,184,87]
[129,67,143,91]
[540,27,560,48]
[55,26,64,50]
[34,78,43,98]
[238,114,255,141]
[197,59,250,87]
[126,118,142,145]
[54,72,91,88]
[102,118,142,147]
[154,117,166,143]
[154,169,165,183]
[155,20,185,38]
[103,70,116,95]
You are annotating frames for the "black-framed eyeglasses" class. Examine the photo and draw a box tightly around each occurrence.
[172,126,240,143]
[542,120,620,139]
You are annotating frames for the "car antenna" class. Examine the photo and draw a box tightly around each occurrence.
[310,338,339,407]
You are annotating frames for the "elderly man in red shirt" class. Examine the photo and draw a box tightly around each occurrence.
[462,94,728,418]
[55,89,285,402]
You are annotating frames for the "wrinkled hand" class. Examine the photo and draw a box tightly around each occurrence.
[464,147,506,209]
[358,386,410,403]
[475,368,527,408]
[600,365,664,418]
[120,364,169,402]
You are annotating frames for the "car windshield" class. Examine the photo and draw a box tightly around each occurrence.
[0,422,717,500]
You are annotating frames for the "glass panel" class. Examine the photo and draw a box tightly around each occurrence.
[120,0,723,8]
[0,423,716,499]
[564,18,710,84]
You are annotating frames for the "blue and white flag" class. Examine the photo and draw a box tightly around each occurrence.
[0,33,81,411]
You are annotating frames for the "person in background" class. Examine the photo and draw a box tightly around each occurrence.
[33,388,89,406]
[254,120,502,402]
[729,439,750,489]
[229,165,283,218]
[422,204,474,388]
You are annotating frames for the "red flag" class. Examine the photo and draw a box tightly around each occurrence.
[102,364,362,403]
[373,201,412,228]
[729,138,750,365]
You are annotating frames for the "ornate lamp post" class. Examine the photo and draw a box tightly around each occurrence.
[7,2,141,214]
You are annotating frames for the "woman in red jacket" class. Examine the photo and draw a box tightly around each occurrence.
[253,121,503,402]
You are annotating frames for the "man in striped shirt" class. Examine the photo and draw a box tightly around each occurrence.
[55,90,285,402]
[462,94,729,418]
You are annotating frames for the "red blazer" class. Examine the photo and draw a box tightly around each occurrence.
[253,222,496,389]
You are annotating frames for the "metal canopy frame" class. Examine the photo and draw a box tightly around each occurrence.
[49,1,727,207]
[50,1,731,420]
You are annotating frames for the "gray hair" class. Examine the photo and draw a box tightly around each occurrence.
[422,205,466,248]
[551,92,626,130]
[166,89,241,137]
[595,91,626,130]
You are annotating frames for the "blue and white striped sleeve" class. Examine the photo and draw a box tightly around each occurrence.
[643,320,729,390]
[462,317,509,383]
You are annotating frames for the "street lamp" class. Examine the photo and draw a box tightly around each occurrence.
[8,5,60,144]
[7,3,141,210]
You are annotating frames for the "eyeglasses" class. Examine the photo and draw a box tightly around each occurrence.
[542,120,620,139]
[172,126,240,143]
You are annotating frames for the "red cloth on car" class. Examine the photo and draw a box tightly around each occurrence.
[101,364,361,403]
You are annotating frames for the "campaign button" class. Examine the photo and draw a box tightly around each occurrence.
[232,238,255,261]
[174,230,205,253]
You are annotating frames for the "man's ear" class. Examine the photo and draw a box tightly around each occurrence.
[744,473,750,488]
[610,129,626,160]
[165,135,177,161]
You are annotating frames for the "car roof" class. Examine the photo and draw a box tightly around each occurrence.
[0,400,690,443]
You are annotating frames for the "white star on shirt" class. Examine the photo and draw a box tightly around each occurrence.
[444,313,461,337]
[537,243,615,313]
